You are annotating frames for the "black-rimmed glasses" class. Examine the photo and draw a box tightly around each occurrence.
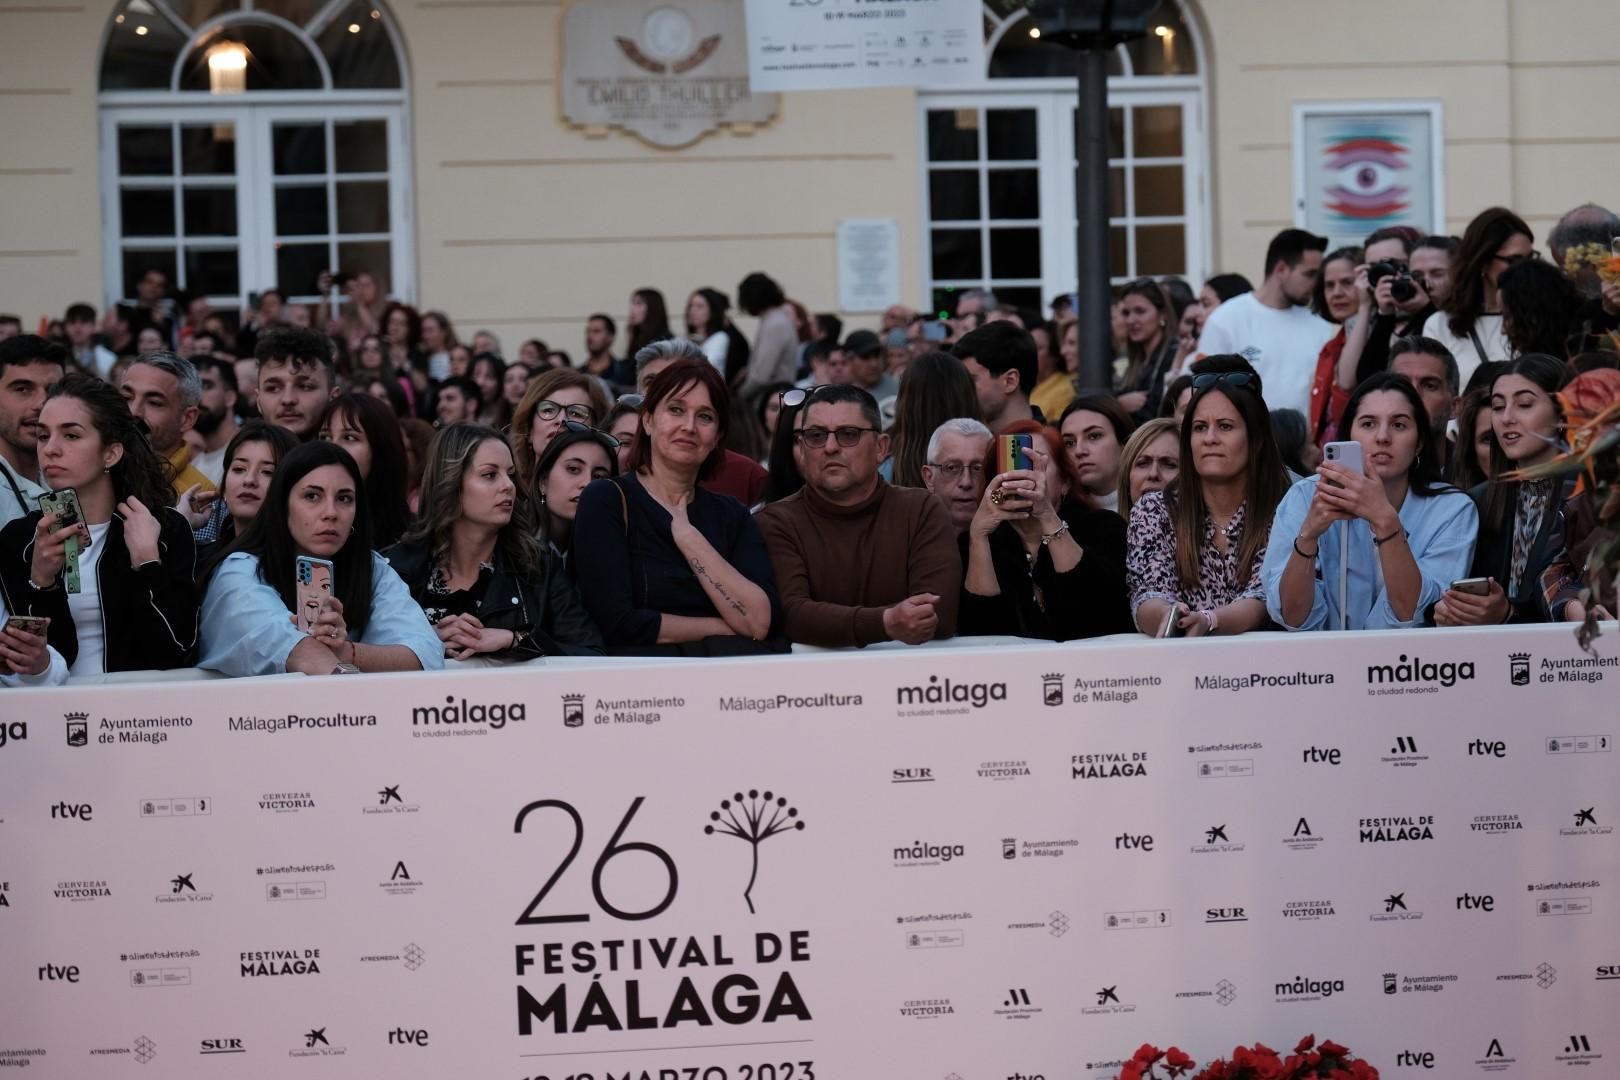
[926,462,986,481]
[533,399,597,423]
[797,425,878,449]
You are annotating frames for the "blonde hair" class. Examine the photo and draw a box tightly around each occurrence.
[1116,417,1178,521]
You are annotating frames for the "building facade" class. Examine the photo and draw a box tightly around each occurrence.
[0,0,1613,343]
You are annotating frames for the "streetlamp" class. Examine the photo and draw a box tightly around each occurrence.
[1024,0,1155,391]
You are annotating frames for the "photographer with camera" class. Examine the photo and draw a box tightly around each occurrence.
[1350,228,1438,381]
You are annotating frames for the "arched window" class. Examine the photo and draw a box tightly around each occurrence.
[98,0,412,324]
[920,0,1208,319]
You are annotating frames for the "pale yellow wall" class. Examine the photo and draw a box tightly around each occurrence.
[2,0,1616,345]
[1199,0,1620,281]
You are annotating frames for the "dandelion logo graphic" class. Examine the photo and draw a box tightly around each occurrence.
[704,789,804,914]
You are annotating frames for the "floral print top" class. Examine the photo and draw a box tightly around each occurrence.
[1126,489,1269,617]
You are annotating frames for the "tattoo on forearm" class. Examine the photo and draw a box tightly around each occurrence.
[690,557,748,617]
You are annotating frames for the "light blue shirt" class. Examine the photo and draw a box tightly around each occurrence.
[199,551,444,676]
[1263,475,1478,631]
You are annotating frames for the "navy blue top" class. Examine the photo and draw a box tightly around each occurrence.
[573,472,781,652]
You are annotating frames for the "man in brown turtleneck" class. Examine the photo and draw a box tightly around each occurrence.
[756,385,961,648]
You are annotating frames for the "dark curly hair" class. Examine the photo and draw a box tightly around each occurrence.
[45,372,172,511]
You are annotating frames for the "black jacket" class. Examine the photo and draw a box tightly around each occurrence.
[0,506,199,671]
[384,539,604,658]
[1465,478,1573,623]
[958,498,1133,640]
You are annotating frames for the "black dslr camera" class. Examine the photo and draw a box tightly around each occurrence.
[1366,260,1419,304]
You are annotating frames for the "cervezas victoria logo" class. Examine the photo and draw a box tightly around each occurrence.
[258,790,315,814]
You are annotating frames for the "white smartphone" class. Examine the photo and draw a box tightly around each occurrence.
[1322,441,1364,483]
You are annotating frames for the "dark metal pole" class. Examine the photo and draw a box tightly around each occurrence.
[1074,47,1114,391]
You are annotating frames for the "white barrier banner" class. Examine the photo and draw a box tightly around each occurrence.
[744,0,980,91]
[0,625,1616,1078]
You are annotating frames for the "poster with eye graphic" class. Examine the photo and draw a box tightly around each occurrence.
[1293,102,1444,248]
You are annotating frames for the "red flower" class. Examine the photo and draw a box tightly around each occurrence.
[1119,1064,1145,1080]
[1295,1035,1317,1054]
[1167,1048,1197,1071]
[1134,1044,1166,1065]
[1319,1040,1350,1059]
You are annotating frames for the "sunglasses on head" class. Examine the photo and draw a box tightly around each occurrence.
[561,419,620,450]
[1191,371,1257,392]
[616,393,645,409]
[779,385,832,409]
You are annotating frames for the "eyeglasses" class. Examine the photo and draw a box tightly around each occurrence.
[926,462,986,481]
[561,419,620,449]
[797,425,878,449]
[779,385,830,409]
[533,399,597,424]
[1191,371,1257,392]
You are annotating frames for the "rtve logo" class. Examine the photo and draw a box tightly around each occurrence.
[1456,892,1495,912]
[1394,1049,1435,1068]
[1467,738,1507,758]
[37,963,80,982]
[387,1028,429,1047]
[1114,832,1154,851]
[1301,745,1341,764]
[50,801,93,821]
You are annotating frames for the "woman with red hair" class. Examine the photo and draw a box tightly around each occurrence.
[959,419,1132,639]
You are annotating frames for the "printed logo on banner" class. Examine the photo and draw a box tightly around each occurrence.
[1393,1049,1436,1068]
[1080,985,1135,1017]
[1072,751,1148,780]
[0,719,25,748]
[88,1035,155,1064]
[67,711,192,746]
[1475,1038,1516,1073]
[379,861,423,896]
[387,1027,430,1047]
[1189,741,1259,778]
[1467,738,1508,758]
[1006,837,1078,860]
[1386,971,1458,995]
[1381,735,1429,767]
[1371,891,1423,923]
[1456,892,1495,912]
[1546,734,1612,754]
[1085,1061,1128,1080]
[35,962,80,982]
[1555,1034,1602,1067]
[125,947,198,987]
[1193,669,1332,693]
[64,712,87,747]
[892,767,934,784]
[977,759,1030,781]
[1175,979,1237,1007]
[1494,961,1557,987]
[1366,653,1475,695]
[1509,652,1531,685]
[897,910,973,927]
[360,943,425,971]
[1470,812,1522,835]
[1106,909,1170,930]
[895,674,1007,716]
[1359,815,1435,843]
[1192,824,1245,855]
[1532,652,1618,685]
[898,998,955,1020]
[139,796,209,817]
[258,862,332,902]
[1596,965,1620,981]
[49,800,93,822]
[1281,898,1336,921]
[1067,671,1159,705]
[365,785,419,816]
[719,690,862,715]
[893,840,964,868]
[156,872,213,905]
[1282,817,1325,851]
[1301,745,1342,765]
[561,693,584,728]
[1561,807,1612,837]
[409,694,526,737]
[1527,878,1598,917]
[1205,907,1247,925]
[52,878,111,903]
[704,790,806,912]
[1274,974,1345,1003]
[258,791,316,814]
[0,880,9,909]
[585,693,684,726]
[1042,673,1063,706]
[240,948,322,977]
[995,987,1043,1020]
[199,1038,245,1056]
[1005,910,1068,937]
[905,929,964,949]
[291,1027,347,1059]
[1113,832,1154,852]
[228,712,376,734]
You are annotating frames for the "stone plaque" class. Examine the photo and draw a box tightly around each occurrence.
[562,0,780,150]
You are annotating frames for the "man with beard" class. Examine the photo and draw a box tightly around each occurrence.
[191,357,240,485]
[0,335,66,530]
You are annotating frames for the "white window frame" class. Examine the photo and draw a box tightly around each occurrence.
[97,0,414,312]
[917,1,1211,309]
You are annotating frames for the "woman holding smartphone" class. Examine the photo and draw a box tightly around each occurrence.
[1264,373,1478,630]
[185,421,299,565]
[0,374,197,674]
[198,441,442,676]
[1126,365,1289,638]
[960,421,1131,640]
[1433,353,1573,625]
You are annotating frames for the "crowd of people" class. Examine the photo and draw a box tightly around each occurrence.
[1,200,1617,686]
